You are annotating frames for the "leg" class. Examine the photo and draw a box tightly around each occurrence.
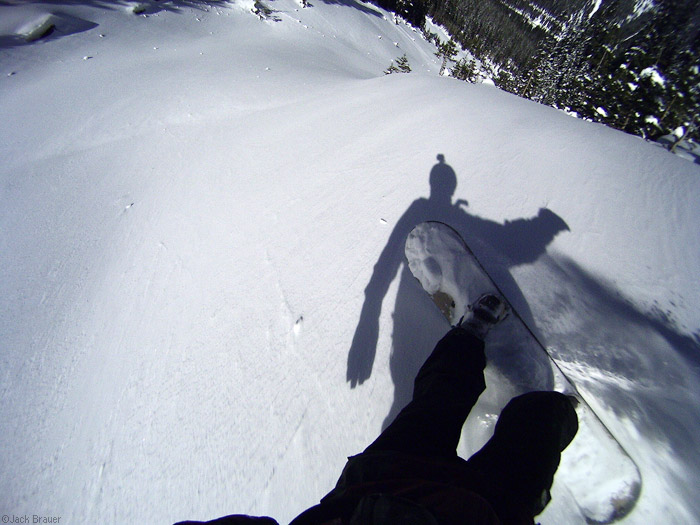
[363,326,487,459]
[465,391,578,517]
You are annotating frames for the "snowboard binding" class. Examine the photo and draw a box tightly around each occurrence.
[458,293,509,338]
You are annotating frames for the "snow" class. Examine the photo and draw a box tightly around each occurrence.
[632,0,656,18]
[640,66,665,87]
[645,115,659,126]
[589,0,603,18]
[1,1,700,524]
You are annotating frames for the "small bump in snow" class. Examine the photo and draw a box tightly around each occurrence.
[293,315,303,336]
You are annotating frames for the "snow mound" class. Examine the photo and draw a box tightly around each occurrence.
[0,8,97,46]
[17,13,56,42]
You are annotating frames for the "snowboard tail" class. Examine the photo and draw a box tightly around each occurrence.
[404,221,641,524]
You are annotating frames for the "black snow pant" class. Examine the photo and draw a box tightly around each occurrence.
[362,326,579,521]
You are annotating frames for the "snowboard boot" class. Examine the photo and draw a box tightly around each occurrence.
[459,293,508,339]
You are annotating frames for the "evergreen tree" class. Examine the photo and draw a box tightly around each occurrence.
[452,57,478,82]
[555,14,594,114]
[435,39,458,75]
[396,54,412,73]
[384,55,412,74]
[601,60,642,133]
[519,33,556,101]
[574,4,623,124]
[495,68,517,93]
[534,35,564,106]
[664,50,700,145]
[384,62,400,75]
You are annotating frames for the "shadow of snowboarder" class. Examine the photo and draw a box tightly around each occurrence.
[347,154,570,429]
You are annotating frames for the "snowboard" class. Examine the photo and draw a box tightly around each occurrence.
[404,221,641,524]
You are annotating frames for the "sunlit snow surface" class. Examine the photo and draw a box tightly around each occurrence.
[1,1,699,524]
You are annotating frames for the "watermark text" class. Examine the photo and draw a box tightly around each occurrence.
[2,515,61,524]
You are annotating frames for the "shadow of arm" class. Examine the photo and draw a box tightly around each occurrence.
[347,206,420,387]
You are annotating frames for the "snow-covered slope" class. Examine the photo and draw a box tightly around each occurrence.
[1,1,699,524]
